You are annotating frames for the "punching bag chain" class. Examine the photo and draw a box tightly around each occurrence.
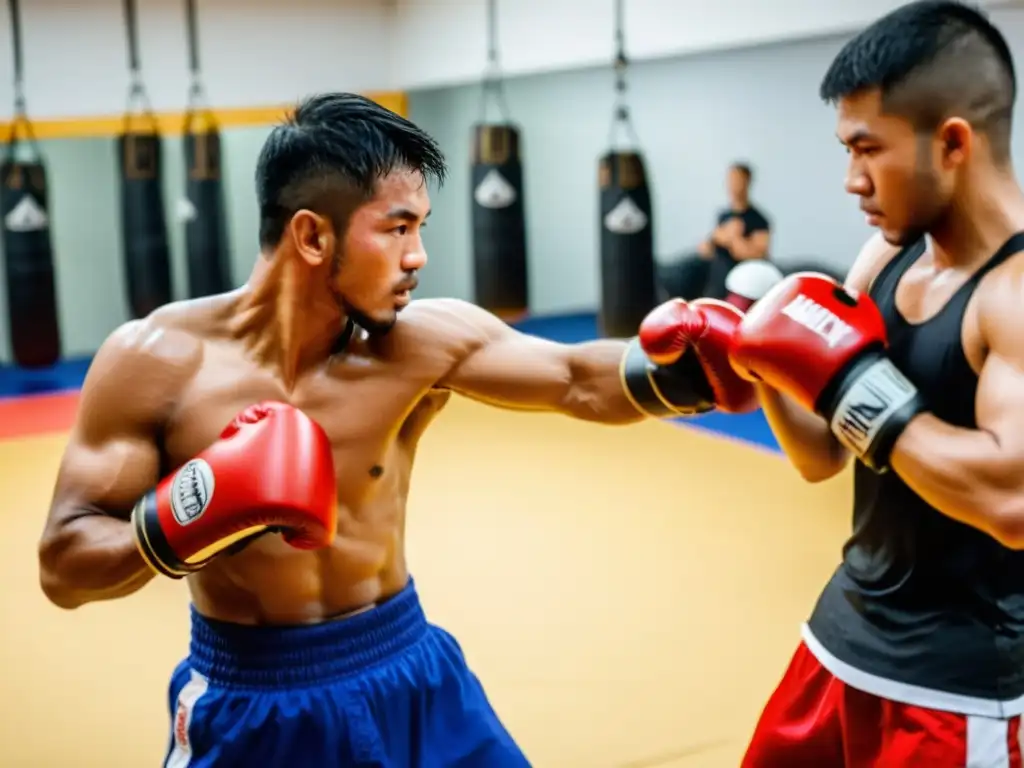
[609,0,639,150]
[4,0,38,155]
[184,0,207,107]
[182,0,213,135]
[122,0,156,127]
[479,0,511,124]
[8,0,25,117]
[124,0,143,94]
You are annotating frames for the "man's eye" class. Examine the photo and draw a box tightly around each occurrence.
[394,225,408,236]
[850,145,880,157]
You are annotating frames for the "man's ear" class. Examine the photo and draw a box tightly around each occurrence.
[287,210,336,267]
[937,117,972,168]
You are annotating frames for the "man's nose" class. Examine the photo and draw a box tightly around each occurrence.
[845,168,871,197]
[403,243,427,272]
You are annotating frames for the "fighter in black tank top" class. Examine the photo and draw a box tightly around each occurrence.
[739,3,1024,763]
[806,233,1024,707]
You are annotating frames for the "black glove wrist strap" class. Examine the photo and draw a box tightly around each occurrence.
[619,337,716,418]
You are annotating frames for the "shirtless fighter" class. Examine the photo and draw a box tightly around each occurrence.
[721,2,1024,765]
[36,92,776,767]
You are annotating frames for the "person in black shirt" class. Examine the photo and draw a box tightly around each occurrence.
[659,162,772,300]
[697,162,772,298]
[740,3,1024,765]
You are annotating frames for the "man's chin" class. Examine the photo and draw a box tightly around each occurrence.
[879,225,921,248]
[348,307,397,336]
[879,228,902,246]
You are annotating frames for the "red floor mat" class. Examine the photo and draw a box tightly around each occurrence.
[0,392,81,440]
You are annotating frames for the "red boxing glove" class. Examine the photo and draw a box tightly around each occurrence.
[621,261,785,417]
[630,298,757,414]
[131,401,338,578]
[729,272,924,471]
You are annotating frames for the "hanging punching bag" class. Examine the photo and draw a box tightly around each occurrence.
[183,122,231,298]
[597,1,656,339]
[471,123,528,319]
[118,0,172,320]
[1,0,61,368]
[180,0,231,299]
[1,137,61,368]
[598,150,656,338]
[470,1,528,321]
[119,127,172,319]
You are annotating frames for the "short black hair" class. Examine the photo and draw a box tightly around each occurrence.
[819,1,1016,163]
[730,162,753,182]
[255,92,447,249]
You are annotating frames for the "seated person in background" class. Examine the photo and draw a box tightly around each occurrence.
[660,162,773,300]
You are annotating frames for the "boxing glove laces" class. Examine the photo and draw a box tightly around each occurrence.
[730,273,925,472]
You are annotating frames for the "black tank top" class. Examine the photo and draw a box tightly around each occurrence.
[806,233,1024,703]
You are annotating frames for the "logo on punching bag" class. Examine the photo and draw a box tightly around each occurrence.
[176,198,198,224]
[170,459,216,527]
[4,195,48,232]
[604,196,648,235]
[474,169,517,209]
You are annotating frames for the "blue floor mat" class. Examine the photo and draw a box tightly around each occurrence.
[0,312,781,453]
[0,356,92,398]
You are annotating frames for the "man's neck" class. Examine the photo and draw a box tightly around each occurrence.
[930,167,1024,270]
[232,254,346,389]
[730,196,749,212]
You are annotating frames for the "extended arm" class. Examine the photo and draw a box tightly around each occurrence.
[432,300,643,424]
[37,321,198,608]
[890,270,1024,547]
[427,288,769,423]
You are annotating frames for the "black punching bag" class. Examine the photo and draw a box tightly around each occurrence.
[1,154,61,367]
[118,130,172,319]
[598,150,656,338]
[183,126,231,297]
[471,124,528,320]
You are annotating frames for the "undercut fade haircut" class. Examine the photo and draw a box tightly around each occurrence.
[255,93,448,249]
[819,1,1017,163]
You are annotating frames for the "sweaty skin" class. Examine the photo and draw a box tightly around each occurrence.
[38,291,640,625]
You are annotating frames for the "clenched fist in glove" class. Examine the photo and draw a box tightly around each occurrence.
[729,272,925,472]
[620,261,783,416]
[131,401,338,578]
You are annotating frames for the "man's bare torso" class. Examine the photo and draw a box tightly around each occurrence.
[149,292,456,625]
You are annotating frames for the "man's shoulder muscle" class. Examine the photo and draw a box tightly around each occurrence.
[78,313,204,439]
[397,298,502,344]
[978,251,1024,356]
[95,311,203,380]
[390,298,513,375]
[845,232,902,294]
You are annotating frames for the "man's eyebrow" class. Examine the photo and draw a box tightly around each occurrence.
[385,207,431,221]
[839,129,879,145]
